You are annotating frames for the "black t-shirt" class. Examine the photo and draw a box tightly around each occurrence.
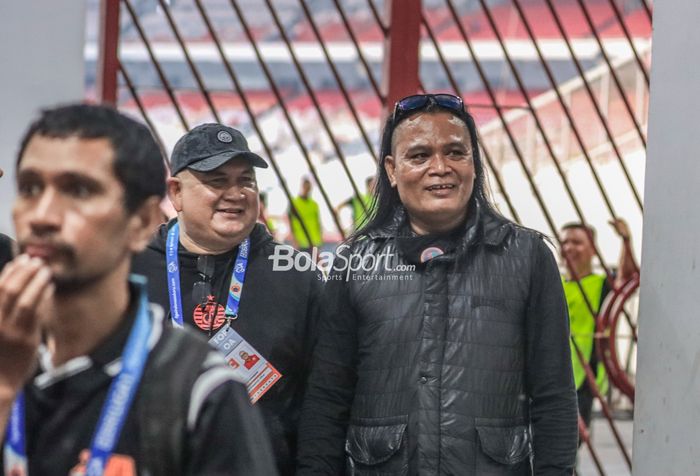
[1,294,277,476]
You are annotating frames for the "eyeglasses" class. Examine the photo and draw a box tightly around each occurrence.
[192,255,214,305]
[392,93,465,123]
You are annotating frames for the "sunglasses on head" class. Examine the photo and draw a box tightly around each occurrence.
[192,255,215,305]
[392,93,465,123]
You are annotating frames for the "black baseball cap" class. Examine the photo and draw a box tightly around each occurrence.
[170,123,268,175]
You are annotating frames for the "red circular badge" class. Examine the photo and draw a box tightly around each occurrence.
[193,297,226,331]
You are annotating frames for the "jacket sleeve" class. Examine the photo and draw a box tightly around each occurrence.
[185,366,279,476]
[297,253,359,474]
[525,236,579,475]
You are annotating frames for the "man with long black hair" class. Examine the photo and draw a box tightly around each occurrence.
[298,94,578,475]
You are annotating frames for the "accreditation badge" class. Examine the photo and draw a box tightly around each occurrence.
[208,324,282,404]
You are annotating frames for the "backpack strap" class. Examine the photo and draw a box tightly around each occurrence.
[138,327,210,476]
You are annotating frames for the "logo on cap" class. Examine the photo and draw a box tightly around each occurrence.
[217,131,233,143]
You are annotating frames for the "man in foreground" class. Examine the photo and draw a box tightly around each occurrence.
[298,93,578,475]
[0,104,276,475]
[132,123,320,475]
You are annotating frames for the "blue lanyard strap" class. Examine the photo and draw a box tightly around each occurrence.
[166,222,185,328]
[3,393,27,475]
[225,236,249,318]
[166,223,250,325]
[4,275,153,476]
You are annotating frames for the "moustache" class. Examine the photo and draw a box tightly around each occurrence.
[18,240,77,261]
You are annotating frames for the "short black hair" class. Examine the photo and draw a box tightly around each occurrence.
[561,222,597,240]
[17,103,166,213]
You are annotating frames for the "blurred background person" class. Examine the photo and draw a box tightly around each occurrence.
[560,218,638,430]
[289,177,323,254]
[335,176,376,233]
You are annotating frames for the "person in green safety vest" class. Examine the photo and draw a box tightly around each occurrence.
[335,177,376,232]
[258,191,276,235]
[560,219,638,431]
[289,178,323,253]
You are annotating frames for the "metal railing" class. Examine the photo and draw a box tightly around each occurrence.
[97,1,652,472]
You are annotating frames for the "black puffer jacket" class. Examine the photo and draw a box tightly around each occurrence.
[298,206,578,475]
[132,221,321,475]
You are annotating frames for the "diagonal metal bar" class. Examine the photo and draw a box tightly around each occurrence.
[435,2,560,241]
[572,338,633,469]
[333,0,384,101]
[121,0,189,131]
[264,0,368,218]
[155,0,221,123]
[574,0,648,148]
[639,0,653,25]
[297,0,378,164]
[477,1,640,436]
[193,0,315,248]
[229,0,346,239]
[502,0,621,225]
[444,0,609,271]
[119,62,167,156]
[578,414,607,475]
[591,0,650,87]
[473,0,621,281]
[544,0,643,211]
[420,13,521,223]
[367,0,387,33]
[447,0,634,335]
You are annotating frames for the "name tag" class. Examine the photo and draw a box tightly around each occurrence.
[209,324,282,404]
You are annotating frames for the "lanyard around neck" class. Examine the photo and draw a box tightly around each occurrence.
[166,222,250,328]
[3,275,153,476]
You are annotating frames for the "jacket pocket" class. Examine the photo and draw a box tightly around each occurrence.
[475,418,532,475]
[345,415,408,476]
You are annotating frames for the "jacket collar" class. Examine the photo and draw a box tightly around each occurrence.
[368,201,511,249]
[148,219,273,256]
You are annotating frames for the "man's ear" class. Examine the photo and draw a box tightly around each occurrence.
[127,196,165,254]
[167,175,184,212]
[384,155,397,188]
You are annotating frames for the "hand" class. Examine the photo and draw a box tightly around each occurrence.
[0,255,54,401]
[609,218,631,241]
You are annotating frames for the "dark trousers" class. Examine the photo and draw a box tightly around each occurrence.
[577,381,595,430]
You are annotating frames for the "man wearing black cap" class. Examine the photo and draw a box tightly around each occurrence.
[132,123,321,475]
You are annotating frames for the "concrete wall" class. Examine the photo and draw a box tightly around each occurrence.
[633,1,700,474]
[0,1,87,236]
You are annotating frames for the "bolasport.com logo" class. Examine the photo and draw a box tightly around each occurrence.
[268,244,416,281]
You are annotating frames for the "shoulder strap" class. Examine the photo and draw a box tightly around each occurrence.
[138,329,210,476]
